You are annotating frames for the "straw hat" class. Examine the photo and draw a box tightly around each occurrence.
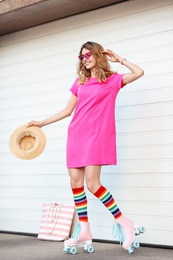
[9,125,46,160]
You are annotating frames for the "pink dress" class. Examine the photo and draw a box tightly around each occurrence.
[66,73,125,168]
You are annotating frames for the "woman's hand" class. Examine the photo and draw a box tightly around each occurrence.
[27,120,42,128]
[102,49,122,63]
[103,49,144,84]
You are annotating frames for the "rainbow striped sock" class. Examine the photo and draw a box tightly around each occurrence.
[94,185,122,219]
[72,186,88,222]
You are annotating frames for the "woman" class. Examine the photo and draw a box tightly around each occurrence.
[27,41,144,253]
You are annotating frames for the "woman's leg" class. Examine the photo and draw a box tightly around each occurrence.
[64,168,92,250]
[68,168,88,222]
[85,166,136,251]
[85,165,122,219]
[68,167,85,189]
[85,165,102,193]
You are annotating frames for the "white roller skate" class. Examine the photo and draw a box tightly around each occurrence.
[112,216,146,254]
[63,222,94,255]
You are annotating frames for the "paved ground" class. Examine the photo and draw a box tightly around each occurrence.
[0,233,172,260]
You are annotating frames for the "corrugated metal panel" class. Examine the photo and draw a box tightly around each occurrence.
[0,0,173,246]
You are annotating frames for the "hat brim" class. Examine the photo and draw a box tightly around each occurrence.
[9,125,46,160]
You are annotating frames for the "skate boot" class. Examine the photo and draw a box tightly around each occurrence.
[112,216,146,254]
[63,222,94,254]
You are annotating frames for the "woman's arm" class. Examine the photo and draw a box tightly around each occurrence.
[102,49,144,84]
[120,59,144,85]
[27,93,77,128]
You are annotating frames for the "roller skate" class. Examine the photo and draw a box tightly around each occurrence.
[63,222,94,255]
[112,216,146,254]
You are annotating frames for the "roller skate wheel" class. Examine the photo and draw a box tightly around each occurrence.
[84,245,94,253]
[139,226,146,233]
[128,246,134,254]
[87,245,94,253]
[70,247,77,254]
[134,241,140,248]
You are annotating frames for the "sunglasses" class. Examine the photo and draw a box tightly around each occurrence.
[78,52,92,61]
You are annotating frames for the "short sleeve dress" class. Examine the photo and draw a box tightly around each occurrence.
[66,73,125,168]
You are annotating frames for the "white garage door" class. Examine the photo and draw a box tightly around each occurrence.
[0,0,173,246]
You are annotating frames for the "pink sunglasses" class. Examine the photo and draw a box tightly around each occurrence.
[78,52,92,61]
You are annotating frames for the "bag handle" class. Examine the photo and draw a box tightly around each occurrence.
[46,203,63,234]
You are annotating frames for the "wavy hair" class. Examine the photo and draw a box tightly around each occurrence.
[77,41,114,84]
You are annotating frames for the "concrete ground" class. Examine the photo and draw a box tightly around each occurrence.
[0,233,172,260]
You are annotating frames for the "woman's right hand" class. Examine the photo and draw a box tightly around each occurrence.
[26,120,42,128]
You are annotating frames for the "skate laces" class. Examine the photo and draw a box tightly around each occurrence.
[70,223,81,242]
[112,223,126,244]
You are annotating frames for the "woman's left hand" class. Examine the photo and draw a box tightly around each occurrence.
[102,49,121,63]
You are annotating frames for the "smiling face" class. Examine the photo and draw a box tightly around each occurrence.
[77,41,112,83]
[80,48,97,74]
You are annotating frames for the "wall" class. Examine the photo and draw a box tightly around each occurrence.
[0,0,173,246]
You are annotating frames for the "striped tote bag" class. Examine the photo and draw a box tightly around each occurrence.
[38,203,75,241]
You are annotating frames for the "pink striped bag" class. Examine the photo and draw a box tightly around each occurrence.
[38,203,75,241]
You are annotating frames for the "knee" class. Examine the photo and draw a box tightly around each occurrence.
[68,168,85,189]
[70,177,83,189]
[86,180,101,194]
[70,180,83,189]
[86,183,93,193]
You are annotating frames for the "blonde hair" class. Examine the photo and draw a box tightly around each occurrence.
[77,41,114,84]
